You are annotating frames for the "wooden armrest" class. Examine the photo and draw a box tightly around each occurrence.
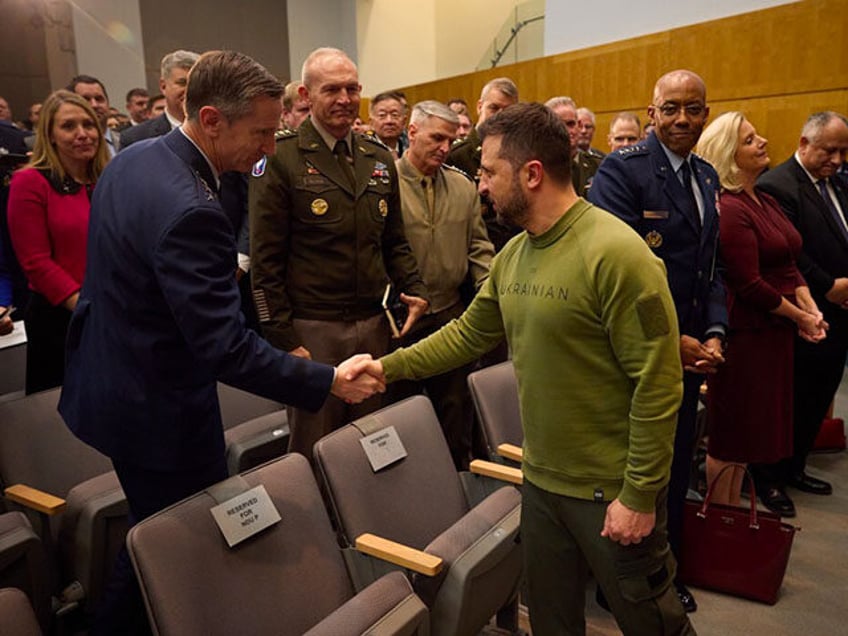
[5,484,67,515]
[469,459,523,485]
[497,443,523,463]
[355,533,443,576]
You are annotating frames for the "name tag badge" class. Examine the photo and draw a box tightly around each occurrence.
[209,484,281,548]
[360,425,407,472]
[643,210,669,219]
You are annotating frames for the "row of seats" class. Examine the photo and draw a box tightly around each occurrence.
[0,364,526,635]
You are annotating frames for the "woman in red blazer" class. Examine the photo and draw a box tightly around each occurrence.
[697,112,827,509]
[8,90,109,393]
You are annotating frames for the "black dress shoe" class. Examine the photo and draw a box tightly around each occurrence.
[761,487,796,517]
[675,581,697,613]
[788,472,832,495]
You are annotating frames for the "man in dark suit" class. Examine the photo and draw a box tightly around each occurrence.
[59,50,383,634]
[120,49,199,149]
[755,111,848,514]
[589,70,727,613]
[67,75,121,157]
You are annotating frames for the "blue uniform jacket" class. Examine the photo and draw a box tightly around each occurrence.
[59,129,335,471]
[588,132,727,338]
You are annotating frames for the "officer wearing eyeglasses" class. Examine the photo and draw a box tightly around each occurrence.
[589,69,727,616]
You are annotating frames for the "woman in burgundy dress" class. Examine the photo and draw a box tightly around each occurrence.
[697,112,827,508]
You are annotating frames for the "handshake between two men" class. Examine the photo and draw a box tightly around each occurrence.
[329,354,387,404]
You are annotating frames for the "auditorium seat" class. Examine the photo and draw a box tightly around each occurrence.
[223,409,289,475]
[0,512,50,630]
[0,587,41,636]
[127,453,429,636]
[216,382,284,429]
[0,389,128,617]
[218,383,291,474]
[467,361,524,465]
[314,395,523,636]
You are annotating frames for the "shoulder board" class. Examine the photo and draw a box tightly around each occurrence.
[450,137,474,152]
[358,132,390,151]
[274,129,297,142]
[615,143,649,159]
[443,164,475,183]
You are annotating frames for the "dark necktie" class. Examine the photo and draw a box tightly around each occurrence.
[818,179,848,242]
[333,140,356,189]
[679,160,700,224]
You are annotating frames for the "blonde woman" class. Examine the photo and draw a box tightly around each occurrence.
[697,112,826,511]
[7,90,109,393]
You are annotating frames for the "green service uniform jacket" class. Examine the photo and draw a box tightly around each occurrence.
[249,118,427,351]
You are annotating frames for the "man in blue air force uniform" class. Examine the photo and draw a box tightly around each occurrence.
[59,51,382,634]
[589,69,727,614]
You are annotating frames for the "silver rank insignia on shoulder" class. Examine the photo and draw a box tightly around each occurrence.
[196,174,216,201]
[645,230,663,248]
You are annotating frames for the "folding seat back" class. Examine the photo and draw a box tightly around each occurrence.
[0,389,127,613]
[0,587,42,636]
[0,389,112,501]
[217,383,290,475]
[127,453,429,636]
[217,382,284,430]
[467,361,522,462]
[0,512,50,629]
[314,395,522,636]
[223,409,289,475]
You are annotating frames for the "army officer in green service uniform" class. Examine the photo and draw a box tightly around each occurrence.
[249,47,429,459]
[446,77,519,252]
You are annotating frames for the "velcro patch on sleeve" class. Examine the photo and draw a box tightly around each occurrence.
[636,293,671,339]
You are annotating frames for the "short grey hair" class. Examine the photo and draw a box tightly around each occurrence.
[161,49,200,80]
[577,107,595,123]
[410,100,459,127]
[801,111,848,143]
[480,77,518,102]
[544,96,576,110]
[301,47,355,89]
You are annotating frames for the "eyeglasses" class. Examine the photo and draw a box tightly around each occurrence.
[373,111,404,121]
[654,102,706,118]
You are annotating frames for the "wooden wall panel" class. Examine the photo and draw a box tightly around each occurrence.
[393,0,848,167]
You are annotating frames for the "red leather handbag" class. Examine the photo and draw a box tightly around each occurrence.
[678,465,797,605]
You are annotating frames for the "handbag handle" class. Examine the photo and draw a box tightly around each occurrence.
[697,463,760,530]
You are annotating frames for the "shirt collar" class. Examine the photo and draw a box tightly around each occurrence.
[165,109,182,131]
[178,126,220,191]
[310,117,352,153]
[658,139,689,173]
[794,151,821,185]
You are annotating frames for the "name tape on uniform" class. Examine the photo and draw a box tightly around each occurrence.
[209,484,281,548]
[359,425,407,472]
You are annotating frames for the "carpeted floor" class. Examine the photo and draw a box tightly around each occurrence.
[523,370,848,636]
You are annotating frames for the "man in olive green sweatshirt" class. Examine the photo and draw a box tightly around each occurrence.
[365,103,694,635]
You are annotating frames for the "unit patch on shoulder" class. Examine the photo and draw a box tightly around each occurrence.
[251,156,267,177]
